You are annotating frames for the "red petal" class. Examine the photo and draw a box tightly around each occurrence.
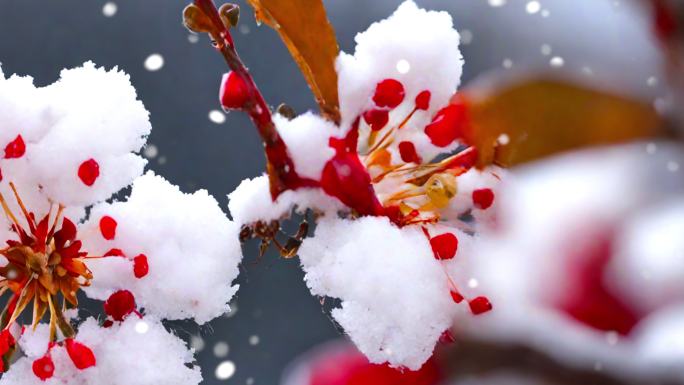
[78,159,100,186]
[373,79,405,108]
[4,135,26,159]
[469,296,493,315]
[60,240,83,259]
[429,233,458,260]
[133,254,149,278]
[103,289,136,321]
[99,216,117,240]
[424,102,469,147]
[398,141,422,164]
[104,248,125,257]
[362,109,389,131]
[65,339,96,370]
[321,153,384,217]
[33,215,51,252]
[220,71,249,109]
[472,188,495,210]
[450,290,464,303]
[0,329,15,359]
[54,218,77,250]
[415,90,431,110]
[32,355,55,381]
[652,0,677,41]
[439,330,456,344]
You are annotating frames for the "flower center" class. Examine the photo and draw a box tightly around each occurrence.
[0,182,90,339]
[354,79,476,226]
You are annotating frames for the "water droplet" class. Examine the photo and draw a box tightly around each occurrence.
[225,301,238,318]
[497,134,510,145]
[468,278,479,288]
[144,54,164,71]
[540,44,552,56]
[605,331,619,345]
[396,59,411,74]
[541,9,550,17]
[249,335,260,346]
[460,29,473,45]
[647,76,658,87]
[188,34,199,44]
[134,321,149,334]
[215,360,236,380]
[550,56,564,68]
[488,0,506,7]
[158,156,167,165]
[667,161,680,172]
[209,110,226,124]
[190,335,205,352]
[102,2,117,17]
[239,24,251,35]
[246,378,255,385]
[213,341,229,357]
[143,144,158,159]
[502,58,513,69]
[526,1,541,14]
[646,142,657,155]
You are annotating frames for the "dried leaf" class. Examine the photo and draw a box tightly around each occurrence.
[246,0,340,122]
[462,77,665,167]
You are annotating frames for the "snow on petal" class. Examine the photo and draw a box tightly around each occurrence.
[3,318,201,385]
[0,62,149,223]
[29,62,150,208]
[81,172,241,324]
[228,175,345,226]
[298,216,455,370]
[274,112,338,181]
[336,0,463,131]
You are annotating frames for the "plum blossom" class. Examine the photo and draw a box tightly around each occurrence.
[228,1,503,370]
[0,62,241,383]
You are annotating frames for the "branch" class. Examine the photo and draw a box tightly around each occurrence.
[442,337,682,385]
[185,0,317,199]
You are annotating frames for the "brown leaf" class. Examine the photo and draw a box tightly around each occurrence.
[461,77,665,167]
[246,0,340,122]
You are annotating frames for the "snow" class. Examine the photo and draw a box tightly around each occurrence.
[299,216,455,370]
[336,0,463,131]
[4,318,201,385]
[274,112,338,181]
[82,172,242,324]
[0,62,150,215]
[452,142,684,379]
[609,199,684,314]
[228,175,345,226]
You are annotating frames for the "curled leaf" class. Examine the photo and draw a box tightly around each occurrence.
[246,0,340,122]
[462,77,665,167]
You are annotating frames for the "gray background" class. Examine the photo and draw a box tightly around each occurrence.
[0,0,664,384]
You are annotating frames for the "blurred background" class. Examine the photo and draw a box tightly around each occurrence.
[0,0,668,384]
